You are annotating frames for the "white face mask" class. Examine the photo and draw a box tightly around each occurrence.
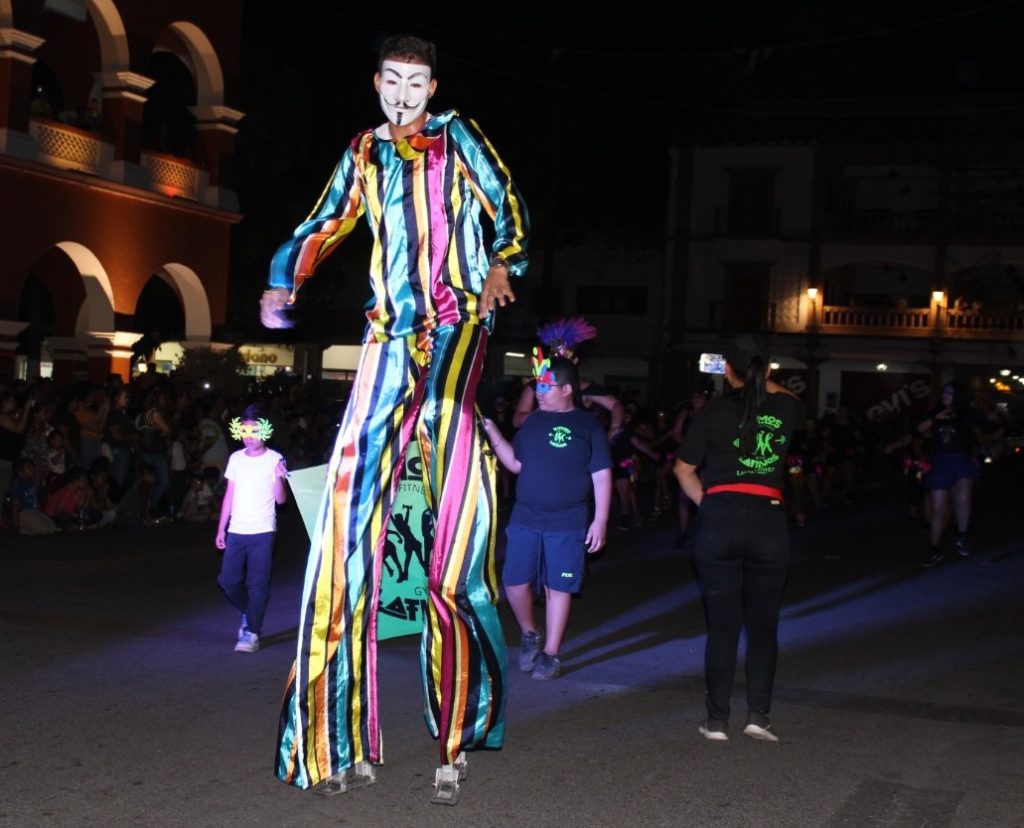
[377,60,433,126]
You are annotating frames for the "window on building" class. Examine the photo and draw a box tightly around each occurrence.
[727,169,777,235]
[718,261,772,330]
[575,285,648,316]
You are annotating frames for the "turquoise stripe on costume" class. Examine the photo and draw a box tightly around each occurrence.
[272,106,525,790]
[268,110,529,340]
[276,328,507,787]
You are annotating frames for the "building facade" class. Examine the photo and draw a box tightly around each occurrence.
[0,0,243,383]
[668,98,1024,418]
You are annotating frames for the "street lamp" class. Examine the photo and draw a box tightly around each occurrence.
[806,287,819,328]
[932,290,945,330]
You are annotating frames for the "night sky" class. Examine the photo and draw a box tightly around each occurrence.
[227,0,1024,334]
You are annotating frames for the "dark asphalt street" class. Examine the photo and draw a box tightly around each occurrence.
[2,464,1023,828]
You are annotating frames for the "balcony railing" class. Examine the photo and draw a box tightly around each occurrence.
[827,209,1024,238]
[820,305,933,334]
[29,118,104,175]
[19,117,214,207]
[944,309,1024,334]
[815,305,1024,339]
[830,211,941,235]
[141,151,200,201]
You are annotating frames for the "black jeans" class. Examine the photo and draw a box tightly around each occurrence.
[217,531,275,636]
[693,492,790,722]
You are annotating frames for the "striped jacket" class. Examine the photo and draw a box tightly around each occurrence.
[269,109,529,340]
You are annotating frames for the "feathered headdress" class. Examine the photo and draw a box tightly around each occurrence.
[536,316,597,359]
[531,346,555,385]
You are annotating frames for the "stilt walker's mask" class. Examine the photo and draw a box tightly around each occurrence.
[377,60,434,126]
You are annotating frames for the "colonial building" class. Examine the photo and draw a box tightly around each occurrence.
[667,97,1024,417]
[0,0,243,383]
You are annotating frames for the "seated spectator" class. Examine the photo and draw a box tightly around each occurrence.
[202,465,227,508]
[181,473,217,522]
[8,457,57,535]
[44,469,100,531]
[87,464,118,529]
[88,455,123,504]
[117,464,157,528]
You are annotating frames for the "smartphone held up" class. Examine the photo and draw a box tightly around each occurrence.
[699,353,726,374]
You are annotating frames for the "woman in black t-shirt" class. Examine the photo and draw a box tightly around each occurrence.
[674,334,805,744]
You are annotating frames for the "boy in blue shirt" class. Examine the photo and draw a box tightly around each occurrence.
[482,354,612,679]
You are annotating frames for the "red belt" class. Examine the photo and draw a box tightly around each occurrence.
[705,483,784,501]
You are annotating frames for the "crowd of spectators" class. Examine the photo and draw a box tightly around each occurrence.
[484,375,1020,546]
[4,367,1019,544]
[0,369,348,536]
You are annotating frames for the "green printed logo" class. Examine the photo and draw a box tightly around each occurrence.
[549,425,573,449]
[733,414,788,476]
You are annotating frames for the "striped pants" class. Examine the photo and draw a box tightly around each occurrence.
[275,323,506,789]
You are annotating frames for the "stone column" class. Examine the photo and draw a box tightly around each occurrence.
[95,70,154,187]
[0,320,28,380]
[0,26,44,159]
[191,104,243,211]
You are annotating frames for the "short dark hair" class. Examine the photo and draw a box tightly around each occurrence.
[548,356,582,406]
[241,402,265,422]
[378,34,437,74]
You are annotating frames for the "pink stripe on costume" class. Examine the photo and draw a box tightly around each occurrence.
[428,134,458,322]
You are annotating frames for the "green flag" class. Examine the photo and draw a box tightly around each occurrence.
[287,444,430,641]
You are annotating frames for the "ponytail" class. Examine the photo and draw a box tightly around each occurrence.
[737,355,767,453]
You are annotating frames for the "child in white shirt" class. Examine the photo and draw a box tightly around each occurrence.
[215,405,287,653]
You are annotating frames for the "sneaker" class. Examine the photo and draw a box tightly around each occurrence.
[955,535,972,557]
[234,631,259,653]
[518,631,543,672]
[743,712,779,743]
[698,720,729,741]
[238,613,248,638]
[922,547,943,568]
[532,651,562,680]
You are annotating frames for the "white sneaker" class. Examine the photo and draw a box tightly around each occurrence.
[743,713,779,742]
[699,720,729,741]
[234,631,259,653]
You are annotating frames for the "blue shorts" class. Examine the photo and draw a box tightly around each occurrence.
[924,453,979,491]
[503,524,586,594]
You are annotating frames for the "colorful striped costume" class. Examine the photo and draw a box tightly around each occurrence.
[271,109,529,789]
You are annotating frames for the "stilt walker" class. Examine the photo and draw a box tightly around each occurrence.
[261,34,529,805]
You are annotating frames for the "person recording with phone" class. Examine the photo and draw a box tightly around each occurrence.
[674,335,805,743]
